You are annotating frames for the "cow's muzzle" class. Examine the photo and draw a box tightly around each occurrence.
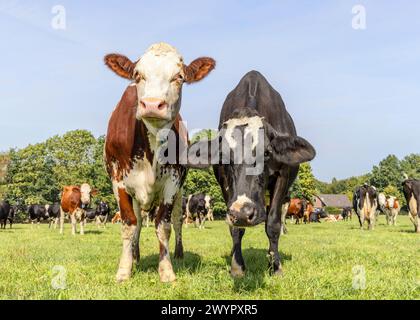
[139,98,169,120]
[226,203,265,227]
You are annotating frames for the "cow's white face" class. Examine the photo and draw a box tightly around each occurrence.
[80,183,93,205]
[105,42,215,132]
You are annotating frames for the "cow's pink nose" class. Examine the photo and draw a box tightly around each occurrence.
[139,98,168,119]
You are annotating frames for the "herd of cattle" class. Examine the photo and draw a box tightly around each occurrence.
[0,42,419,284]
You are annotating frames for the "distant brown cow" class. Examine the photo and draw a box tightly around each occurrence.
[286,199,307,224]
[303,203,314,224]
[60,183,97,235]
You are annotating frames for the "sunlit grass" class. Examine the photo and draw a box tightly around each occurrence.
[0,216,419,300]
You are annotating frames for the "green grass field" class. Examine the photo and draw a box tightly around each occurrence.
[0,216,419,300]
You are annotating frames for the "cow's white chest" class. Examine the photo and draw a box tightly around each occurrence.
[123,158,180,210]
[409,195,418,216]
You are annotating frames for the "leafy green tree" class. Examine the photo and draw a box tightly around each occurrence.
[401,154,420,180]
[291,163,317,202]
[369,155,402,191]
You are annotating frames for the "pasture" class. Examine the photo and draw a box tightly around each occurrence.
[0,217,419,300]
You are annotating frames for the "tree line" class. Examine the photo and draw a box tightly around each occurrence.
[1,129,418,218]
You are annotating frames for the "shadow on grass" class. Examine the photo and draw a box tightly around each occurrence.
[223,248,292,292]
[135,251,202,274]
[84,230,104,235]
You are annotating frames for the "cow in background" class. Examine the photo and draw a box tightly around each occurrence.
[60,183,97,235]
[184,194,208,229]
[95,201,110,228]
[303,202,314,224]
[286,199,307,225]
[0,201,13,229]
[205,195,214,221]
[341,207,352,221]
[47,203,61,229]
[402,179,420,233]
[353,184,378,230]
[384,196,400,226]
[28,204,48,227]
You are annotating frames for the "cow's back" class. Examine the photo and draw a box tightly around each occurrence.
[219,71,297,136]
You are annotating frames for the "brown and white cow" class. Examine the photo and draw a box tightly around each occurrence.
[104,43,215,282]
[384,196,400,226]
[60,183,97,235]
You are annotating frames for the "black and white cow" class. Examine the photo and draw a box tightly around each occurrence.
[47,203,61,229]
[27,204,49,226]
[0,201,13,229]
[353,184,378,230]
[184,193,208,229]
[188,71,316,277]
[95,201,110,228]
[402,179,420,233]
[341,207,352,221]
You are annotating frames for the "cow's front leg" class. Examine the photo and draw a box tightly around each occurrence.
[155,204,176,282]
[172,192,184,259]
[230,226,246,277]
[131,201,144,267]
[280,202,289,235]
[116,188,137,282]
[70,214,77,235]
[60,208,65,234]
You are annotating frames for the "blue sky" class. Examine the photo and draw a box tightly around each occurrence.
[0,0,419,181]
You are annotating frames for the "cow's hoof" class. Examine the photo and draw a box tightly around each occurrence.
[230,269,245,278]
[159,270,176,283]
[116,269,131,283]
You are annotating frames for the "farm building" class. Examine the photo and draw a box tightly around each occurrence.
[315,194,352,209]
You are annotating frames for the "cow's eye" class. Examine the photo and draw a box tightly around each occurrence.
[134,72,145,83]
[172,74,184,82]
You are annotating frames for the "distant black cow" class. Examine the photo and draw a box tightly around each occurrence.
[184,194,208,229]
[27,204,48,226]
[96,201,110,228]
[46,203,61,229]
[84,201,110,228]
[353,184,378,230]
[402,179,420,233]
[309,210,321,223]
[342,207,352,221]
[0,201,13,229]
[187,71,316,277]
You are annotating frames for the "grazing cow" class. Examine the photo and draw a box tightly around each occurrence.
[187,71,316,277]
[27,204,48,226]
[286,199,307,225]
[341,207,353,221]
[47,203,61,229]
[103,42,215,282]
[353,184,378,230]
[402,179,420,233]
[0,201,13,229]
[60,184,98,235]
[185,193,208,229]
[112,211,122,224]
[205,195,214,221]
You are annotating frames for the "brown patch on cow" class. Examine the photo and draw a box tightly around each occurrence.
[117,188,137,226]
[287,199,304,218]
[394,199,399,209]
[104,54,136,80]
[155,204,173,226]
[105,86,153,180]
[184,57,216,84]
[61,186,81,214]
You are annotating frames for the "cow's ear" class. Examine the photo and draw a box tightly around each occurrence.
[184,57,216,84]
[270,135,316,167]
[185,138,220,169]
[91,189,99,196]
[104,54,136,80]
